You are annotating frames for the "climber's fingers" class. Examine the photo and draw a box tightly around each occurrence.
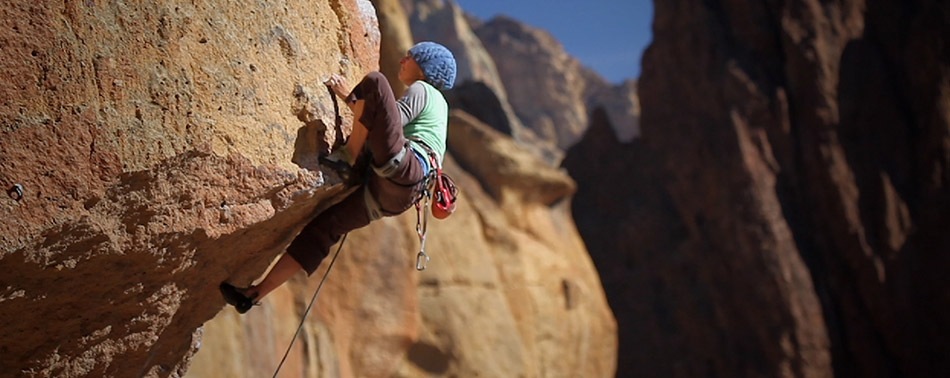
[324,74,349,99]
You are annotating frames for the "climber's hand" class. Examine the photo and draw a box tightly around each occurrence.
[324,74,349,99]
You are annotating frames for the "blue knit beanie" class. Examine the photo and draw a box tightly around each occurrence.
[408,41,457,90]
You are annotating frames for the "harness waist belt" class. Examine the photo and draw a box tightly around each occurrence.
[407,138,440,166]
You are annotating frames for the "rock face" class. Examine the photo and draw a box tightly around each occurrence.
[567,0,950,377]
[583,74,640,142]
[473,16,589,151]
[564,111,691,377]
[371,0,414,95]
[0,0,380,376]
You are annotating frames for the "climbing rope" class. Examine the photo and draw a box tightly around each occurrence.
[272,233,348,378]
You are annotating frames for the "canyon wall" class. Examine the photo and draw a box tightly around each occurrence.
[567,0,950,376]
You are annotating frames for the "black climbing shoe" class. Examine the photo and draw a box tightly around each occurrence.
[219,282,257,314]
[319,154,352,175]
[319,155,356,184]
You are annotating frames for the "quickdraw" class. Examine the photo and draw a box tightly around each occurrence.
[413,150,438,271]
[415,190,431,270]
[411,145,459,271]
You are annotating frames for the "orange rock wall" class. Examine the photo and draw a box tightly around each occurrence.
[0,0,379,376]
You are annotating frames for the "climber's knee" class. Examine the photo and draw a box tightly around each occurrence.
[364,71,386,85]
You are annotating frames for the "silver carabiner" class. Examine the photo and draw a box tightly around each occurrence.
[414,188,432,271]
[415,250,429,271]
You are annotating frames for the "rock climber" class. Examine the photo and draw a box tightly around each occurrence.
[220,41,457,313]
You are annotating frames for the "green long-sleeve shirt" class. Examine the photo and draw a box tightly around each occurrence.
[397,80,448,164]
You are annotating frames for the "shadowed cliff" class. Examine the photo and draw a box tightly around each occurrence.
[566,0,950,377]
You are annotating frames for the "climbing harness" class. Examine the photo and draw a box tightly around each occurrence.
[273,233,348,378]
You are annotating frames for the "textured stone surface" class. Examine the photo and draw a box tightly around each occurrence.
[463,13,639,158]
[444,82,563,164]
[582,72,640,142]
[371,0,414,95]
[0,0,379,376]
[568,0,950,377]
[473,16,590,151]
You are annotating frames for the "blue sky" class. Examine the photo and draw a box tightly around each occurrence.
[454,0,653,84]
